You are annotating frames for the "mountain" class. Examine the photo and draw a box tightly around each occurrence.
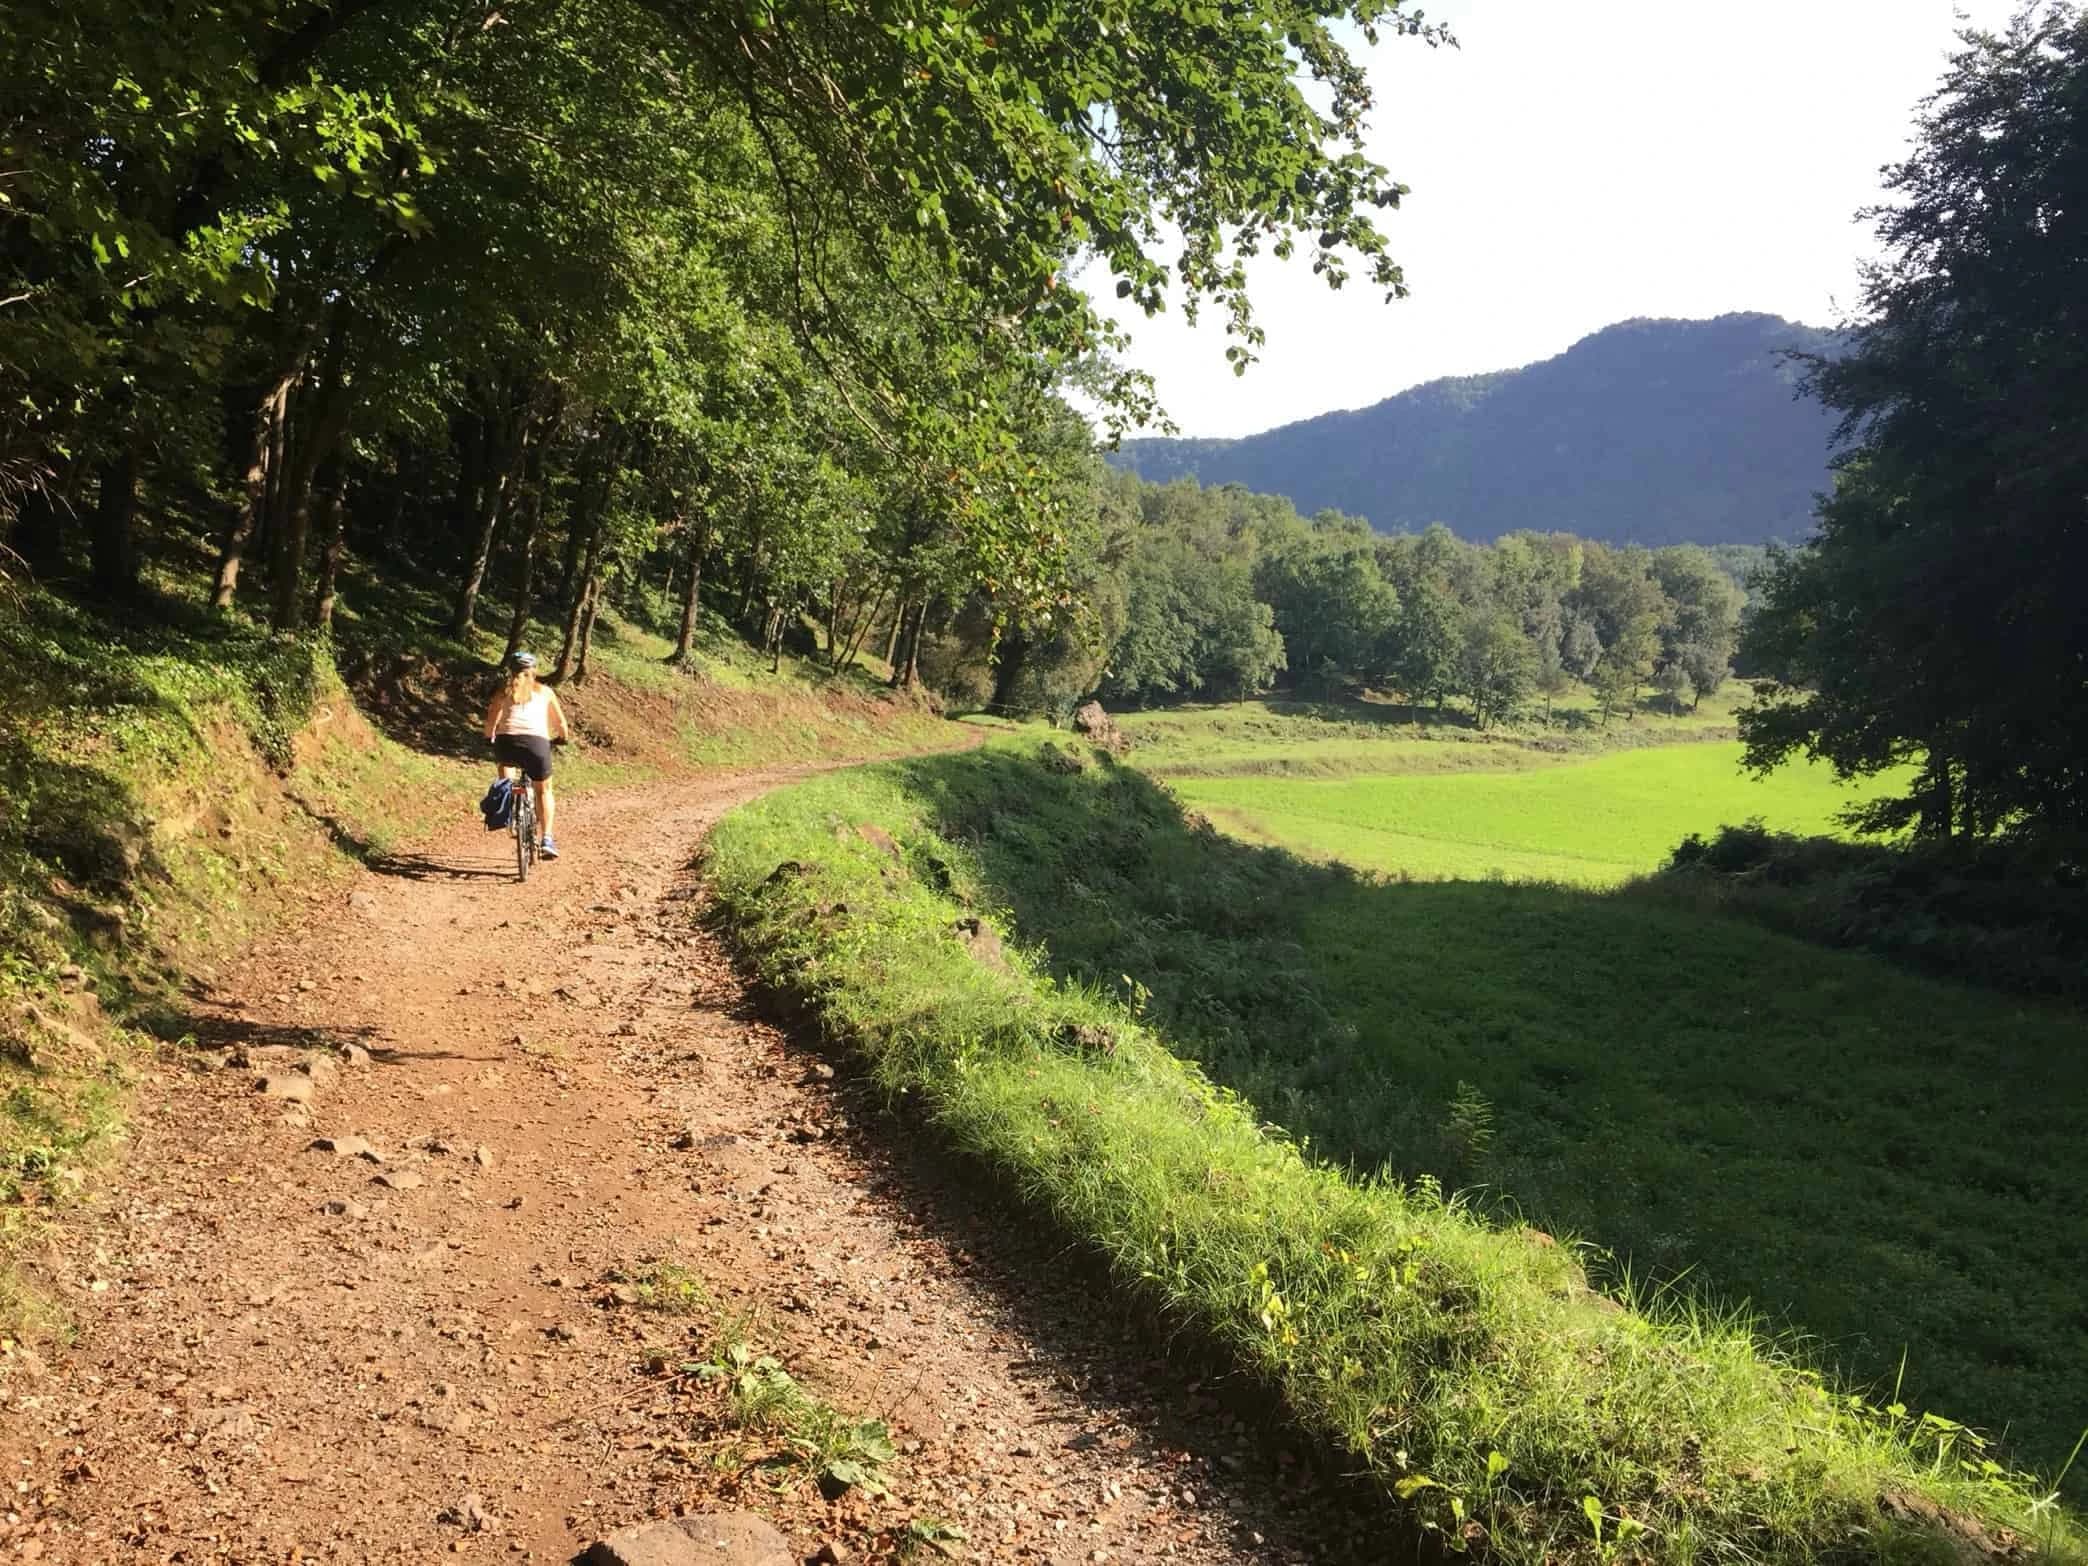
[1109,313,1840,546]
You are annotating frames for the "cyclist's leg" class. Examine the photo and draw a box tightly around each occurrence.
[538,779,555,846]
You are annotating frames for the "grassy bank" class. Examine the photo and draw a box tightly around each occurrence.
[0,585,468,1324]
[706,741,2084,1563]
[857,743,2086,1483]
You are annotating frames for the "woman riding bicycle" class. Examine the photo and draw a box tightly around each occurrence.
[484,651,571,859]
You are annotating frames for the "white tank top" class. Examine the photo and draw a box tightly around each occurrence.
[497,687,553,738]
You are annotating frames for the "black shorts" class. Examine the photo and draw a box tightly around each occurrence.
[492,734,553,781]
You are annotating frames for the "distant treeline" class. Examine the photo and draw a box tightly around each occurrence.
[936,474,1759,726]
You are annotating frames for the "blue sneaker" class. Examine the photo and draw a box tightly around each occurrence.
[540,837,560,860]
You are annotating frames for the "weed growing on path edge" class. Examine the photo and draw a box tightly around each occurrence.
[706,750,2087,1565]
[678,1327,899,1502]
[623,1256,709,1316]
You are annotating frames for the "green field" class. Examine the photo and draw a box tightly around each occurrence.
[1172,742,1902,885]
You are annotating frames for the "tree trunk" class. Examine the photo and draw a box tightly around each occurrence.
[500,459,550,664]
[889,600,926,691]
[256,372,291,570]
[552,526,604,683]
[669,516,709,664]
[1927,746,1957,839]
[839,582,890,674]
[766,605,785,673]
[990,621,1030,711]
[89,446,139,598]
[555,476,590,609]
[554,421,619,611]
[308,461,348,630]
[449,379,536,638]
[573,571,603,683]
[449,457,503,637]
[270,299,356,632]
[904,603,925,689]
[214,372,294,611]
[272,467,314,632]
[883,601,905,669]
[887,601,914,689]
[735,518,767,635]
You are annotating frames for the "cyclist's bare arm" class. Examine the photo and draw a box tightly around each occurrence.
[483,692,507,742]
[546,690,572,742]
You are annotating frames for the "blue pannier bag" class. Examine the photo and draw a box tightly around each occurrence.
[480,775,515,831]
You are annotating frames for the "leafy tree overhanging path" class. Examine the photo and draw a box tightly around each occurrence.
[0,769,1381,1564]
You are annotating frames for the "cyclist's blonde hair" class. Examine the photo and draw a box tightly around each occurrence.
[505,665,538,704]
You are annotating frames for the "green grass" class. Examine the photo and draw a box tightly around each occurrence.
[1172,744,1906,886]
[706,743,2086,1563]
[691,1335,900,1499]
[328,561,952,775]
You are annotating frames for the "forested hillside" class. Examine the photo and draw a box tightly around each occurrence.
[1112,313,1838,544]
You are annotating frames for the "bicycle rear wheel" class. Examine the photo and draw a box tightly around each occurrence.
[514,793,534,882]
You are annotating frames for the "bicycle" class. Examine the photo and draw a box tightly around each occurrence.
[508,771,537,882]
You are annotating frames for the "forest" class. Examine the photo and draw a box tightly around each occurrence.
[1,0,1443,683]
[981,474,1759,727]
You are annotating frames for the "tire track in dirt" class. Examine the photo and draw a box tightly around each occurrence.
[0,763,1387,1565]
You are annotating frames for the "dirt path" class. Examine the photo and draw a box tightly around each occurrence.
[0,766,1381,1565]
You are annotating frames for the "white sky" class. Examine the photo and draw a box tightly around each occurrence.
[1101,0,2022,439]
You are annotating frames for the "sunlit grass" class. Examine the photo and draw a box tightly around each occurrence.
[1172,743,1907,886]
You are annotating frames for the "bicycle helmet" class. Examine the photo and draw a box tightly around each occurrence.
[507,650,538,672]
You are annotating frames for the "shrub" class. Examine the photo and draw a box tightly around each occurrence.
[1644,824,2088,1000]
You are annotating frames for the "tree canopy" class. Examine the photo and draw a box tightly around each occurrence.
[1741,1,2088,837]
[1,0,1444,664]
